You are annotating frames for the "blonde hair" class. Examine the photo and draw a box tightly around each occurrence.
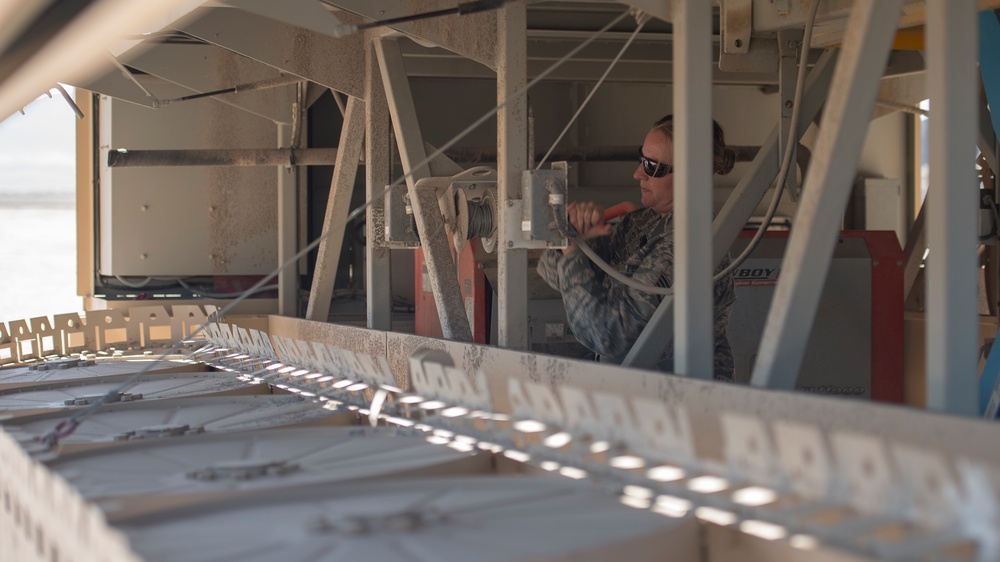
[652,114,735,176]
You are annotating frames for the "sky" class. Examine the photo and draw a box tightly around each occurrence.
[0,88,80,321]
[0,88,77,204]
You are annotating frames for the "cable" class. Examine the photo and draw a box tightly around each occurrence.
[713,0,822,283]
[113,275,152,289]
[176,279,279,299]
[324,0,513,37]
[536,15,649,170]
[39,8,635,451]
[574,237,672,295]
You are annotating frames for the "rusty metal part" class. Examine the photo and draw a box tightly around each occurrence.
[107,148,340,168]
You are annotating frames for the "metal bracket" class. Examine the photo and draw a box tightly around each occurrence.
[721,0,752,55]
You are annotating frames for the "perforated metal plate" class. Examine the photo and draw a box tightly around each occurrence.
[0,373,258,412]
[118,476,697,562]
[1,396,346,444]
[49,427,489,500]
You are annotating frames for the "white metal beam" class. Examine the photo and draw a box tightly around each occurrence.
[496,2,529,350]
[365,36,392,331]
[376,37,472,342]
[750,0,906,390]
[277,123,298,317]
[925,0,979,415]
[673,0,714,378]
[306,95,365,323]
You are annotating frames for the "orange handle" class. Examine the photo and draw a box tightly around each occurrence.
[603,201,638,221]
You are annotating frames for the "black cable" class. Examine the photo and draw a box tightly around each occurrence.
[323,0,513,33]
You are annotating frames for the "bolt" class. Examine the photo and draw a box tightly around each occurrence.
[787,40,797,50]
[507,241,514,248]
[785,100,794,109]
[477,263,485,270]
[873,260,880,266]
[734,39,743,48]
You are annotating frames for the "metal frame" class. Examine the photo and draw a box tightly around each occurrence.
[496,2,530,350]
[306,95,365,322]
[750,0,907,390]
[376,37,472,342]
[365,36,393,331]
[672,0,714,378]
[276,123,298,317]
[925,0,979,415]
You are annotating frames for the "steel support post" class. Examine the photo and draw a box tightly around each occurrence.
[365,37,392,331]
[750,0,906,390]
[306,95,365,322]
[622,50,838,370]
[496,2,530,350]
[672,0,714,378]
[925,0,979,415]
[277,123,298,317]
[376,37,472,342]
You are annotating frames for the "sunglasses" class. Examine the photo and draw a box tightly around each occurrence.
[638,148,674,178]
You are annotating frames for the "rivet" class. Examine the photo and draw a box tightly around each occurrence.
[140,204,148,211]
[140,253,148,260]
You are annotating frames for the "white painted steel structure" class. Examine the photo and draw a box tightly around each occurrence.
[0,0,1000,558]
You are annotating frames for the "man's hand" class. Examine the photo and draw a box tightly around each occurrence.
[563,201,611,255]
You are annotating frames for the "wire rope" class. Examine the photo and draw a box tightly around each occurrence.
[712,0,822,283]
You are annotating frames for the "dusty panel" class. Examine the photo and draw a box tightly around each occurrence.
[178,6,365,98]
[123,42,297,124]
[267,315,387,359]
[115,476,696,562]
[98,95,278,276]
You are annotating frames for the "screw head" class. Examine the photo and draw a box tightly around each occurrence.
[507,241,514,248]
[734,39,743,48]
[785,100,794,109]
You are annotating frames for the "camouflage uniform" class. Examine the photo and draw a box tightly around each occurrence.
[537,208,736,381]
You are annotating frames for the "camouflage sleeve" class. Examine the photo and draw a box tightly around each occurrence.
[711,254,737,381]
[536,237,615,292]
[555,236,672,358]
